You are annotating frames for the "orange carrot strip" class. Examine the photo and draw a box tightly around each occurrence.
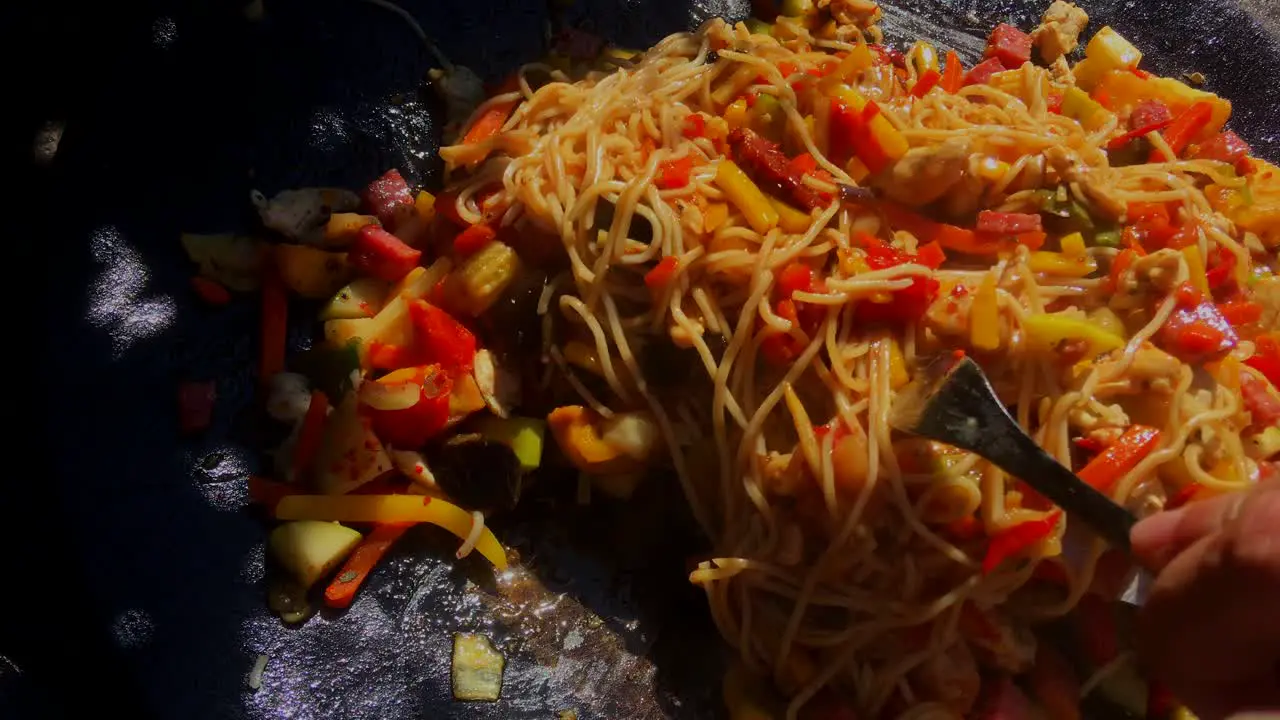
[323,523,411,608]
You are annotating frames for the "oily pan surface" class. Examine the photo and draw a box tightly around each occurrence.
[39,0,1277,718]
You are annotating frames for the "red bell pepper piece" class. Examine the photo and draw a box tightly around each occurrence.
[853,234,941,325]
[1046,91,1064,114]
[363,169,415,228]
[682,113,706,139]
[829,99,891,174]
[408,300,477,375]
[1107,115,1176,150]
[462,100,518,146]
[433,190,467,227]
[292,390,330,480]
[787,152,818,176]
[191,276,231,306]
[259,263,287,384]
[777,262,814,297]
[910,69,941,98]
[976,210,1042,234]
[1149,101,1215,162]
[178,380,216,434]
[1205,247,1237,290]
[248,475,293,513]
[940,50,963,93]
[982,510,1061,574]
[1217,299,1262,327]
[1240,365,1280,427]
[644,256,680,289]
[367,365,452,448]
[1159,301,1238,360]
[367,341,415,371]
[655,155,695,189]
[985,23,1032,68]
[1076,425,1162,492]
[324,523,411,609]
[1174,281,1204,308]
[1244,335,1280,387]
[452,223,496,257]
[915,241,947,269]
[880,201,1002,255]
[350,225,422,282]
[963,57,1006,87]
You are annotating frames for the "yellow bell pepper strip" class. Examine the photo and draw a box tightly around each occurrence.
[970,274,1001,351]
[824,43,875,86]
[703,202,729,233]
[1076,425,1161,492]
[769,197,814,233]
[1060,232,1088,259]
[1149,101,1215,162]
[878,332,910,388]
[323,523,410,609]
[1028,249,1098,277]
[982,510,1062,574]
[1180,244,1211,295]
[715,159,779,233]
[724,97,750,130]
[1023,312,1125,359]
[462,100,517,145]
[1071,26,1142,89]
[275,494,508,569]
[940,50,963,93]
[828,87,909,174]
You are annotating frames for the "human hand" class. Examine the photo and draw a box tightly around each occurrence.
[1130,479,1280,720]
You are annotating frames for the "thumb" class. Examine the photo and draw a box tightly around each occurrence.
[1130,489,1248,571]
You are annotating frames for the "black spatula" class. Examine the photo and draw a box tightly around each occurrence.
[889,355,1138,555]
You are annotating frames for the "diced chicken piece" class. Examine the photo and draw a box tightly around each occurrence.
[1032,1,1089,63]
[758,451,807,497]
[1048,56,1075,85]
[880,138,972,207]
[251,187,362,245]
[1068,399,1131,431]
[820,0,883,29]
[925,288,975,340]
[1129,248,1183,295]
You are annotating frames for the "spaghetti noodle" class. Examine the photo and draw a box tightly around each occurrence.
[434,4,1280,717]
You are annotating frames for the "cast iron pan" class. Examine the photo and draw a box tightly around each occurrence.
[24,0,1278,717]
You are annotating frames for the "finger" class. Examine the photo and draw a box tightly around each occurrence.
[1130,491,1248,571]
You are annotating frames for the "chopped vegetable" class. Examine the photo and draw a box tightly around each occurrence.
[274,244,351,299]
[1149,101,1215,161]
[982,510,1061,574]
[600,412,661,461]
[364,364,453,449]
[1244,335,1280,386]
[320,277,390,321]
[1077,425,1161,492]
[178,380,216,434]
[1061,86,1108,129]
[323,523,409,609]
[1028,248,1098,277]
[1158,301,1238,360]
[447,240,522,316]
[323,213,379,247]
[291,390,330,481]
[312,395,393,495]
[645,256,681,289]
[349,226,422,282]
[452,633,504,701]
[715,159,779,234]
[191,276,232,306]
[1240,367,1280,428]
[409,300,477,374]
[1023,311,1125,359]
[363,169,415,229]
[453,223,497,257]
[827,88,909,174]
[910,69,941,98]
[547,405,641,475]
[462,100,518,146]
[268,520,363,589]
[1073,26,1143,89]
[939,51,964,94]
[769,198,813,233]
[275,494,507,569]
[181,233,265,292]
[474,415,546,471]
[963,57,1005,87]
[970,274,1001,351]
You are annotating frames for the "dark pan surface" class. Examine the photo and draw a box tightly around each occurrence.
[25,0,1278,717]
